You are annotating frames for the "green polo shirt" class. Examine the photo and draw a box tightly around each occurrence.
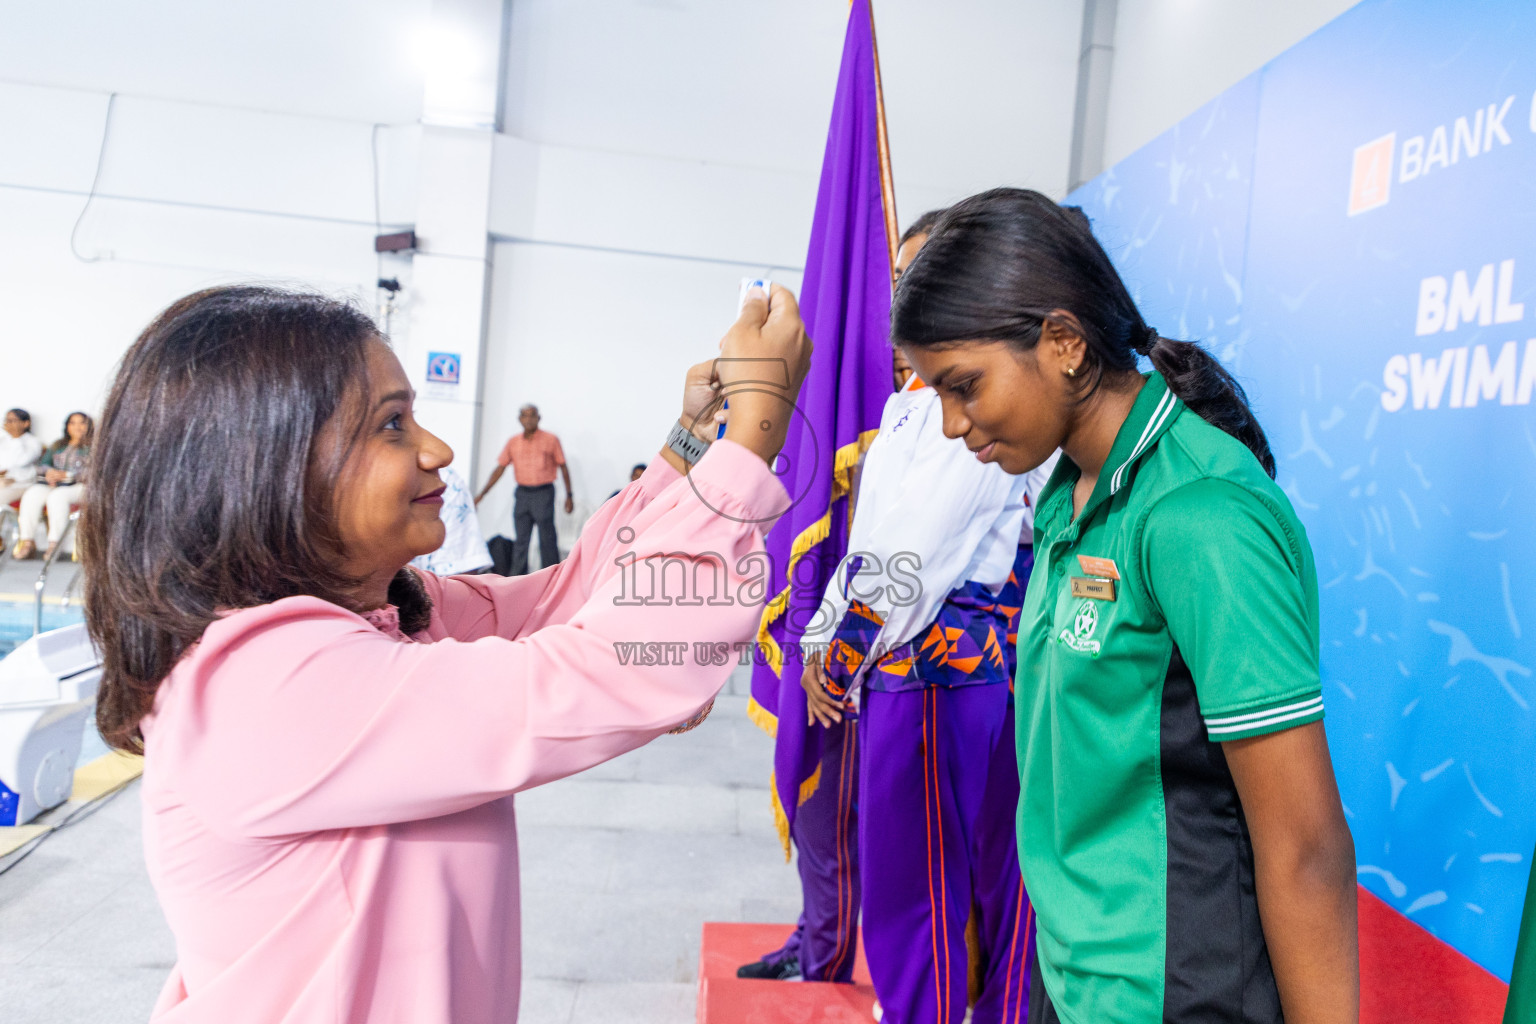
[1017,372,1323,1024]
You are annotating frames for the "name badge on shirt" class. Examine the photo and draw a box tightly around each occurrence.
[1076,555,1120,580]
[1071,576,1117,601]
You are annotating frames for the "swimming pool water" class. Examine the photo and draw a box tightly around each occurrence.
[0,602,86,659]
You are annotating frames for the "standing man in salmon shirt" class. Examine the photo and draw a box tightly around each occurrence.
[476,403,573,574]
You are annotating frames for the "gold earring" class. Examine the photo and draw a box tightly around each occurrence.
[1064,365,1077,378]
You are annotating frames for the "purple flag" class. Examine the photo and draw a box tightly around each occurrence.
[748,0,895,856]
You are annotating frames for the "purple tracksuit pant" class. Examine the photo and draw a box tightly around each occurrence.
[858,683,1033,1024]
[761,718,861,982]
[769,544,1036,1008]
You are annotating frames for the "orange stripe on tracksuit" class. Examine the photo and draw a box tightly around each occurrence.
[857,683,1032,1024]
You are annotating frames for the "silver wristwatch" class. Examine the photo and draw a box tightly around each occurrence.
[666,420,711,466]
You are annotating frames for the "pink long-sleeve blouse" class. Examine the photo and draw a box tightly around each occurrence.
[139,440,788,1023]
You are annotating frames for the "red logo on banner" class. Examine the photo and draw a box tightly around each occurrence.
[1349,133,1396,216]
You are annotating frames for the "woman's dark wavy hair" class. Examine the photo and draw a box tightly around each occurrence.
[84,285,430,752]
[891,188,1275,477]
[56,411,95,449]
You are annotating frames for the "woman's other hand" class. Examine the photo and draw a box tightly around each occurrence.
[680,359,726,442]
[44,468,66,486]
[718,284,812,464]
[801,657,845,728]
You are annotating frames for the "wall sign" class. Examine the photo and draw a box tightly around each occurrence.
[426,352,461,385]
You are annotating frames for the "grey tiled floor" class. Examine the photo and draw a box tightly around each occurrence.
[0,664,799,1022]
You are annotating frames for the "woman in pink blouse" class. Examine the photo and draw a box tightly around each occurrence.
[81,283,810,1023]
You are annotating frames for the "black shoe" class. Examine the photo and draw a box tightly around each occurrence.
[736,956,801,980]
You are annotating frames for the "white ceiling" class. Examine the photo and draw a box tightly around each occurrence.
[1,0,1084,207]
[2,0,1364,214]
[0,0,433,124]
[503,0,1083,201]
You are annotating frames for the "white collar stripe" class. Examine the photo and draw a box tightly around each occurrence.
[1110,389,1176,495]
[1111,389,1174,493]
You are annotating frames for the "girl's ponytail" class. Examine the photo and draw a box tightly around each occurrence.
[1143,333,1276,478]
[893,188,1276,479]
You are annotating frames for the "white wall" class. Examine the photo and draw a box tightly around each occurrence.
[475,0,1085,535]
[1102,0,1362,168]
[0,0,431,123]
[476,241,804,544]
[879,0,1083,215]
[0,0,428,446]
[0,0,1370,532]
[0,80,420,445]
[500,0,1082,219]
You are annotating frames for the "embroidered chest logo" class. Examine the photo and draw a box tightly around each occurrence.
[1059,600,1102,657]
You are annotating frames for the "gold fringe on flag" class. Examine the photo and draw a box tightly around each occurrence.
[769,771,790,857]
[799,764,824,807]
[746,696,778,739]
[754,429,876,856]
[750,428,880,731]
[767,764,827,861]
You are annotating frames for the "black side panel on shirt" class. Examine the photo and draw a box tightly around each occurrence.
[1028,952,1063,1024]
[1160,646,1283,1023]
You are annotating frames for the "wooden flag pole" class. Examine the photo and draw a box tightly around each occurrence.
[867,1,901,282]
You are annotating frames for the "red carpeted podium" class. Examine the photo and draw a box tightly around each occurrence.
[1357,887,1507,1023]
[697,923,876,1024]
[698,889,1510,1023]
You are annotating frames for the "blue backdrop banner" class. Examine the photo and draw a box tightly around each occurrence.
[1071,0,1536,981]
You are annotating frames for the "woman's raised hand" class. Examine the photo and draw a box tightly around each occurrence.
[679,359,727,442]
[717,284,813,465]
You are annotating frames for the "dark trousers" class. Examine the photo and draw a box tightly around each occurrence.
[511,483,559,574]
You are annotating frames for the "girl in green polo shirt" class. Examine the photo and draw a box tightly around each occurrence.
[890,188,1358,1024]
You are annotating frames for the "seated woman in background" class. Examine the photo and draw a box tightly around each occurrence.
[0,407,43,509]
[14,409,92,560]
[82,283,809,1023]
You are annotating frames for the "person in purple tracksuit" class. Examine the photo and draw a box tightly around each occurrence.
[734,214,953,986]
